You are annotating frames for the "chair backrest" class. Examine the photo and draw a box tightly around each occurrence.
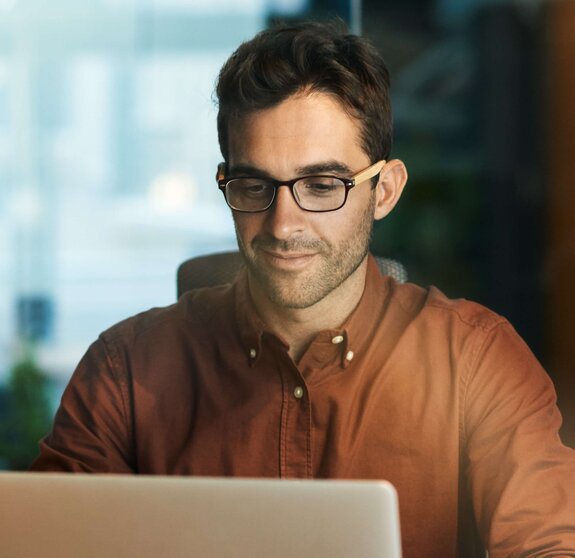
[177,251,407,298]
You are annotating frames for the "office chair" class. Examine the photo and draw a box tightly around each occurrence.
[177,251,407,298]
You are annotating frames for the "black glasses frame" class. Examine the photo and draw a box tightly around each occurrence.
[216,160,386,213]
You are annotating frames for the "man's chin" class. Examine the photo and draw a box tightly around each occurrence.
[246,265,325,309]
[259,287,326,310]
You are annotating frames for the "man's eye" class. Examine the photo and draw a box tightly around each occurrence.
[301,179,339,196]
[244,184,268,198]
[240,182,270,198]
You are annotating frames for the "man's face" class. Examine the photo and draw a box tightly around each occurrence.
[228,91,382,310]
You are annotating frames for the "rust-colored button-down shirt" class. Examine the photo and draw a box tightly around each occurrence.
[31,256,575,558]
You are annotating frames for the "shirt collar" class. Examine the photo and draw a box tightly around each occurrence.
[329,254,391,369]
[234,254,391,368]
[234,268,272,366]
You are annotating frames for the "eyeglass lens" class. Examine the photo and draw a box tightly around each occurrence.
[225,176,347,212]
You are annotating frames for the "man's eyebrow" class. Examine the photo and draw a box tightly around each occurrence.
[228,160,354,178]
[295,161,353,176]
[227,164,271,177]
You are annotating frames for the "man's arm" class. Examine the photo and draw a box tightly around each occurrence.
[463,321,575,557]
[29,337,135,473]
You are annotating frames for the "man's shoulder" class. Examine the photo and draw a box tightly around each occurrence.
[99,284,236,347]
[388,279,508,333]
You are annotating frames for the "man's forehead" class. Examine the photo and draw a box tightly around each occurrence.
[225,93,367,175]
[229,90,352,127]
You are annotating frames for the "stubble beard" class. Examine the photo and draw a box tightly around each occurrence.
[235,195,376,309]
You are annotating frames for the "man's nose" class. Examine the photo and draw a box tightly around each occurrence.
[264,185,307,240]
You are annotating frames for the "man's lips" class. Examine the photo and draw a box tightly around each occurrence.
[260,249,317,269]
[263,250,315,259]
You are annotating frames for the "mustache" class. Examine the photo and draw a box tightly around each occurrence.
[251,235,327,253]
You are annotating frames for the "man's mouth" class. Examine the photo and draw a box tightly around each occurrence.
[259,249,317,269]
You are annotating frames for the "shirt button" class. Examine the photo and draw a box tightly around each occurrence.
[331,335,344,344]
[249,348,257,358]
[293,386,304,399]
[345,350,354,362]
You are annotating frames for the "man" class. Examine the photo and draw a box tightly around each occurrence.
[31,21,575,558]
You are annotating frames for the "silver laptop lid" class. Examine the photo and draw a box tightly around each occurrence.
[0,473,402,558]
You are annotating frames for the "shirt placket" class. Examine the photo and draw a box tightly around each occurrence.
[277,355,313,479]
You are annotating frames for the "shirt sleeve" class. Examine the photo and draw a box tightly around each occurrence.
[462,321,575,557]
[29,336,135,473]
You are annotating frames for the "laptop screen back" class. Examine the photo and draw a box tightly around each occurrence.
[0,473,402,558]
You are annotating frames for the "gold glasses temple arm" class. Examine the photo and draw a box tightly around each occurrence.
[352,160,386,185]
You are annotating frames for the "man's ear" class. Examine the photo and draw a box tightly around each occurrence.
[373,159,408,221]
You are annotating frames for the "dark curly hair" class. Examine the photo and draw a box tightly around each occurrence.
[216,20,392,165]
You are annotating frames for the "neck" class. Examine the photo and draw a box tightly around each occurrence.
[248,257,369,362]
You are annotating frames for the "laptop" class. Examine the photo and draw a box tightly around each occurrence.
[0,473,402,558]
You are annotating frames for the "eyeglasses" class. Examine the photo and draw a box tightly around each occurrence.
[217,160,386,213]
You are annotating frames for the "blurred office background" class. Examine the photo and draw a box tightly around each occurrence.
[0,0,573,468]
